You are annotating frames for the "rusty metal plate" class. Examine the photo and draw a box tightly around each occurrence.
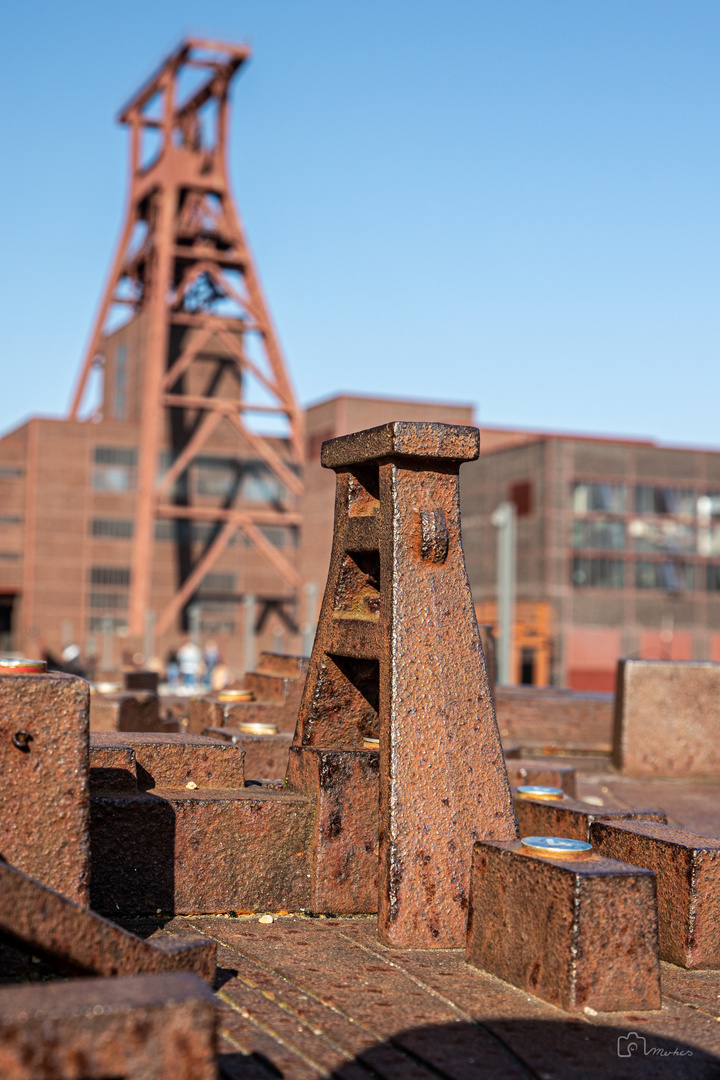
[590,818,720,969]
[0,671,90,904]
[513,788,666,841]
[203,727,292,781]
[466,839,661,1012]
[614,659,720,777]
[90,690,160,733]
[91,786,313,916]
[288,746,379,913]
[0,972,217,1080]
[0,858,215,981]
[91,731,245,789]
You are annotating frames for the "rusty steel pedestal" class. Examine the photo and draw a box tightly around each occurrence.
[289,422,517,947]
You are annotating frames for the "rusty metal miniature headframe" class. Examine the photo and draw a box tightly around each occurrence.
[291,422,518,947]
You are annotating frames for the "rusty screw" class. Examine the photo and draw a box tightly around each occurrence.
[12,730,33,753]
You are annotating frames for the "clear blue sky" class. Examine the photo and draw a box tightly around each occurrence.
[1,1,718,445]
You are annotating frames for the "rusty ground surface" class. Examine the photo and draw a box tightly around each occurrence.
[125,912,720,1079]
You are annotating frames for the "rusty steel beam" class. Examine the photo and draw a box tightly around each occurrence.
[289,422,517,947]
[512,788,666,842]
[590,819,720,969]
[466,839,661,1012]
[0,666,90,904]
[0,859,216,982]
[0,972,217,1080]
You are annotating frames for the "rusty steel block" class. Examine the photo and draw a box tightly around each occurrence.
[188,695,285,735]
[91,786,313,915]
[90,689,161,733]
[0,859,215,981]
[0,972,217,1080]
[125,669,160,693]
[512,788,666,841]
[89,740,138,792]
[613,659,720,777]
[495,685,614,753]
[288,745,379,913]
[293,423,517,948]
[466,839,661,1012]
[0,668,90,904]
[203,726,291,780]
[90,731,245,789]
[589,818,720,969]
[506,760,577,797]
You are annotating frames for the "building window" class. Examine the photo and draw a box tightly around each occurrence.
[636,486,695,517]
[90,566,131,587]
[0,516,21,526]
[572,520,625,550]
[89,616,127,633]
[0,466,23,478]
[572,482,626,514]
[636,561,694,591]
[91,517,134,539]
[633,521,695,554]
[0,551,20,560]
[243,462,285,503]
[708,565,720,591]
[195,457,240,498]
[572,557,624,588]
[89,592,129,610]
[92,446,138,492]
[198,572,236,595]
[115,344,127,420]
[509,481,533,517]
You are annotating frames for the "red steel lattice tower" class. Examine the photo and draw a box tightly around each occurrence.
[69,39,303,646]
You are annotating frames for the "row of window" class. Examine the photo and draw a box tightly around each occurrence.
[572,557,720,591]
[571,519,711,555]
[90,517,296,548]
[572,482,720,518]
[91,446,289,502]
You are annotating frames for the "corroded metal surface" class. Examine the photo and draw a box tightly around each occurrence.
[590,819,720,969]
[0,973,217,1080]
[203,727,291,781]
[0,860,215,981]
[495,685,614,753]
[466,840,661,1012]
[288,746,379,913]
[613,659,720,777]
[91,787,313,915]
[513,788,666,841]
[91,731,245,789]
[291,422,517,947]
[0,671,90,904]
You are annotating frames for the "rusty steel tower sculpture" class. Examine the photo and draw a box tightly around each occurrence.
[69,39,303,644]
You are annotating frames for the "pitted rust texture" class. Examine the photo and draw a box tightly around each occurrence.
[613,659,720,777]
[91,786,313,915]
[288,746,379,913]
[465,839,661,1012]
[589,818,720,969]
[513,789,666,841]
[291,422,517,947]
[90,731,245,789]
[0,859,215,982]
[0,672,90,905]
[0,973,216,1080]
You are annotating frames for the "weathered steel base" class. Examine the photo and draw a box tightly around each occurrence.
[590,819,720,969]
[466,840,662,1012]
[0,860,215,981]
[0,973,216,1080]
[513,788,666,841]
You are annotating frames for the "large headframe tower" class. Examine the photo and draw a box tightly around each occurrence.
[70,39,303,650]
